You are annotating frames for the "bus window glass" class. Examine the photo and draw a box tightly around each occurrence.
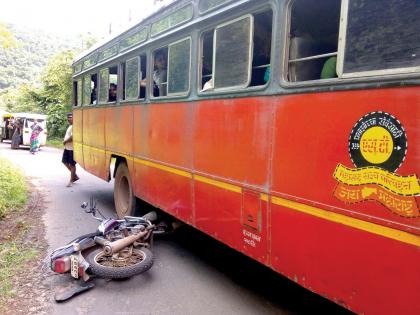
[77,79,82,106]
[125,57,140,100]
[99,68,109,103]
[214,16,253,89]
[152,48,168,97]
[151,4,193,36]
[168,38,191,95]
[250,11,272,86]
[83,75,91,106]
[287,0,341,82]
[199,0,234,13]
[109,66,118,102]
[342,0,420,75]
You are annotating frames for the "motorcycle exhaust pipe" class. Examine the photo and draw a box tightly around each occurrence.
[95,229,149,256]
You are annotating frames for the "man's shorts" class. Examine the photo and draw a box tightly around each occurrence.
[62,149,76,166]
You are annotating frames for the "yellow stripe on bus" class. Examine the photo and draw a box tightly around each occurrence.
[133,158,192,178]
[271,196,420,247]
[74,142,419,247]
[194,175,242,193]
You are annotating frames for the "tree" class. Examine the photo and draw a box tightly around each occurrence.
[0,22,17,49]
[39,50,75,137]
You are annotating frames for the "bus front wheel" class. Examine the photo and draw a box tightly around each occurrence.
[114,162,136,218]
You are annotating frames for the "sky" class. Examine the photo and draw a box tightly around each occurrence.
[0,0,174,39]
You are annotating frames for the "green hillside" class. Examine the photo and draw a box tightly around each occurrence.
[0,24,80,90]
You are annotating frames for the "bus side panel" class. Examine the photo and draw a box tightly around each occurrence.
[132,103,193,223]
[105,105,133,156]
[270,88,420,314]
[73,108,84,168]
[193,97,273,263]
[271,88,420,232]
[82,107,107,180]
[271,203,420,315]
[193,98,272,186]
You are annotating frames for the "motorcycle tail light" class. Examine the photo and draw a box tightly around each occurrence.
[53,257,70,273]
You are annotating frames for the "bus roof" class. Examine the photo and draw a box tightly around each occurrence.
[73,0,179,64]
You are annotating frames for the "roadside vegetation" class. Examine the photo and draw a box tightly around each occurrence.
[46,137,63,149]
[0,157,27,218]
[0,157,37,303]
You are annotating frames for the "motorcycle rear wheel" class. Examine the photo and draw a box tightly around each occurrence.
[86,247,153,279]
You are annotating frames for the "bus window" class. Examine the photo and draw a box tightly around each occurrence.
[73,81,78,106]
[83,75,91,106]
[82,74,97,105]
[200,30,214,90]
[168,38,191,95]
[108,66,118,102]
[214,15,253,90]
[99,68,109,103]
[200,16,254,91]
[287,0,341,82]
[341,0,420,77]
[121,57,140,101]
[250,11,272,86]
[152,47,168,97]
[139,54,147,99]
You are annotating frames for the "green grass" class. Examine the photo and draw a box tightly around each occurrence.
[0,158,35,299]
[46,137,63,149]
[0,158,27,218]
[0,232,38,297]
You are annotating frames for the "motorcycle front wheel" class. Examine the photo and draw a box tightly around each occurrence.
[86,247,153,279]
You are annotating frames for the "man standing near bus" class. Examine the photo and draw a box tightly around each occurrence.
[62,113,79,187]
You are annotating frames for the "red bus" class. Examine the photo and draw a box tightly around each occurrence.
[71,0,420,313]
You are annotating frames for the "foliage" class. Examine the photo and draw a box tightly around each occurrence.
[0,24,98,138]
[46,137,64,149]
[0,158,27,218]
[0,23,17,49]
[0,24,78,90]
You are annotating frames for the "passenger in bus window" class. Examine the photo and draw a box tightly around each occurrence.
[153,50,167,97]
[109,83,117,102]
[320,56,337,79]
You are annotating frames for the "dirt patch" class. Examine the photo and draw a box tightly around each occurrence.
[0,184,51,315]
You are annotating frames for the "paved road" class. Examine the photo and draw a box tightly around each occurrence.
[0,142,350,315]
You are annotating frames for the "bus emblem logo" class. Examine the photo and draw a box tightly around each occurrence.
[333,111,420,218]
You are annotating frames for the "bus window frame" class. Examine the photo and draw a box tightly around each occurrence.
[120,51,148,104]
[123,56,141,101]
[197,8,274,96]
[281,0,341,88]
[167,37,192,97]
[98,68,110,105]
[82,72,95,107]
[100,64,121,105]
[150,36,192,100]
[337,0,420,79]
[212,14,254,92]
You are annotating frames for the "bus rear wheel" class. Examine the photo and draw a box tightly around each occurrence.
[114,162,136,218]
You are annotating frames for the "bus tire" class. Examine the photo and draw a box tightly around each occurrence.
[114,162,136,218]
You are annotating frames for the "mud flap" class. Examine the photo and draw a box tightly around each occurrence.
[54,280,95,302]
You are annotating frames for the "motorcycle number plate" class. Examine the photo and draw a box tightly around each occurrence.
[70,255,79,279]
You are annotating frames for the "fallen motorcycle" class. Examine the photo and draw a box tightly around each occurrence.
[49,198,156,301]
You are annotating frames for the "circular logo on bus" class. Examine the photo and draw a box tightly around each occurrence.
[348,111,407,172]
